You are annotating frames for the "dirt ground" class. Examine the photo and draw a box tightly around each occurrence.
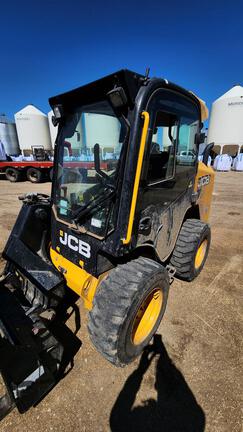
[0,172,242,432]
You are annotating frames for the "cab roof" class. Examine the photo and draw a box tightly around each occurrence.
[49,69,208,120]
[49,69,145,110]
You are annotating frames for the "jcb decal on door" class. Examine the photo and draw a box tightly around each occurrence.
[59,230,91,258]
[198,175,210,188]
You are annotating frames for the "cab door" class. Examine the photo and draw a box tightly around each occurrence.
[136,88,201,260]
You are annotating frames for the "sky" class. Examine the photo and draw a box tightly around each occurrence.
[1,0,243,123]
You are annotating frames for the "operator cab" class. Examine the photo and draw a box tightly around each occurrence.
[49,69,207,276]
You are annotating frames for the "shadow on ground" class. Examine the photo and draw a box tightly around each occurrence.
[110,335,205,432]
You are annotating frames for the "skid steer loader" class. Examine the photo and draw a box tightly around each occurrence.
[0,69,214,418]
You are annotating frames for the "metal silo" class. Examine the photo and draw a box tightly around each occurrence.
[84,113,120,155]
[207,85,243,155]
[0,115,20,156]
[15,105,52,154]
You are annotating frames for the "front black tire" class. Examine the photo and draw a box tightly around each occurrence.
[170,218,211,281]
[88,257,170,367]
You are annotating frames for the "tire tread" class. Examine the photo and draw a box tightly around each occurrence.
[88,257,169,366]
[170,218,210,281]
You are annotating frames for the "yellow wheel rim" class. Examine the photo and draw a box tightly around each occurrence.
[132,288,163,346]
[195,239,207,270]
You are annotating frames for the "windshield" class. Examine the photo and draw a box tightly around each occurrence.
[54,100,128,237]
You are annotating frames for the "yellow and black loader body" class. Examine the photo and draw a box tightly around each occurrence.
[48,70,214,303]
[0,70,214,418]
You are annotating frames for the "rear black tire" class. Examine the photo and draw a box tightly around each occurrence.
[88,257,170,367]
[5,167,22,182]
[170,218,211,281]
[26,167,43,183]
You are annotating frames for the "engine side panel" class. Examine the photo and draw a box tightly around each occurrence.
[194,161,215,222]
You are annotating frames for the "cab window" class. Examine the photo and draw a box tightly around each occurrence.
[147,111,178,184]
[176,117,199,166]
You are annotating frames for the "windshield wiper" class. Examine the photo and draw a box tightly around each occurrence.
[67,142,116,224]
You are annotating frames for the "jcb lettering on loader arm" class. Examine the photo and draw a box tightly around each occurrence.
[0,69,214,418]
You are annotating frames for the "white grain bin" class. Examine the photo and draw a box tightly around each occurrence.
[207,85,243,156]
[48,110,57,148]
[84,113,121,159]
[0,115,20,155]
[15,105,52,153]
[48,112,121,158]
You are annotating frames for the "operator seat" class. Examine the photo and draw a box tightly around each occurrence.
[148,150,169,181]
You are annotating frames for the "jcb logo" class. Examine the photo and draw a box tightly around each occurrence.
[59,231,91,259]
[198,175,210,188]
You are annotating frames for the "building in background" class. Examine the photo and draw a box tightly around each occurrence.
[207,85,243,156]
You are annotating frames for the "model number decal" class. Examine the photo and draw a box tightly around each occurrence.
[59,231,91,258]
[198,175,210,188]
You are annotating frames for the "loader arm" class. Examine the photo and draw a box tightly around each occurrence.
[0,194,80,419]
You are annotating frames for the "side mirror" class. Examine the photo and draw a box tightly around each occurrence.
[202,142,214,166]
[52,104,64,126]
[195,132,206,145]
[52,115,59,127]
